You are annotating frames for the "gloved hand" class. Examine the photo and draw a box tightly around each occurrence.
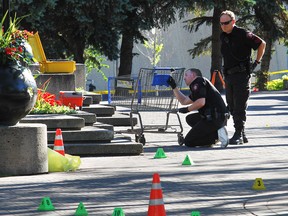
[178,107,189,114]
[250,60,260,72]
[167,76,177,89]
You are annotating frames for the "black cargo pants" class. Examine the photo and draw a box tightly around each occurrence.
[184,113,225,147]
[225,72,250,132]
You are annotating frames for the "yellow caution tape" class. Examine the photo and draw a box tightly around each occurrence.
[268,70,288,75]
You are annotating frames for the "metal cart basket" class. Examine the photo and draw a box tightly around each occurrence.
[108,67,185,145]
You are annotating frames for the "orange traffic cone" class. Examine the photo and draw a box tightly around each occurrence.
[147,173,166,216]
[53,128,65,156]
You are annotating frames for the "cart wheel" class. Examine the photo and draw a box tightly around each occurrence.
[178,134,185,146]
[139,135,146,146]
[135,134,139,142]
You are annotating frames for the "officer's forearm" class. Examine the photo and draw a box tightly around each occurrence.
[173,88,190,105]
[256,41,266,62]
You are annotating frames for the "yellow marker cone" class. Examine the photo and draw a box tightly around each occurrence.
[182,155,194,165]
[154,148,167,159]
[74,202,88,216]
[37,197,55,211]
[191,210,201,216]
[112,207,125,216]
[252,178,266,190]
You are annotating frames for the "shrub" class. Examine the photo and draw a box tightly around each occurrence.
[266,79,284,91]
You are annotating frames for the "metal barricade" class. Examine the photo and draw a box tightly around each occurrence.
[108,67,185,145]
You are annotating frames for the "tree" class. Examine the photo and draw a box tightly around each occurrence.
[138,29,164,67]
[117,0,179,76]
[11,0,128,63]
[10,0,180,79]
[182,0,238,91]
[250,0,288,90]
[181,0,288,91]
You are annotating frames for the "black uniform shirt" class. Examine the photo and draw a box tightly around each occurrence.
[188,77,227,115]
[220,25,262,69]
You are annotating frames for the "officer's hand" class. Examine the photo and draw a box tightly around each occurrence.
[167,76,177,89]
[178,107,189,114]
[251,60,259,72]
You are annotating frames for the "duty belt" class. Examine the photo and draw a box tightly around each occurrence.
[201,112,229,121]
[226,65,247,75]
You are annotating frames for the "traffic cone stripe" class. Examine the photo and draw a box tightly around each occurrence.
[53,146,64,151]
[53,128,65,156]
[149,198,164,206]
[55,134,63,140]
[151,183,161,189]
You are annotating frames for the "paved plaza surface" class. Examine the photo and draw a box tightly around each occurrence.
[0,91,287,215]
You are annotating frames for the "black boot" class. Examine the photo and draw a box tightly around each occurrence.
[242,130,248,143]
[229,131,243,145]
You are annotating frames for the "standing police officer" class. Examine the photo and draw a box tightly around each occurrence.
[220,10,266,144]
[167,68,229,148]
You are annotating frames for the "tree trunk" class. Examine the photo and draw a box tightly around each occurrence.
[256,31,272,90]
[211,7,224,92]
[118,31,134,77]
[72,42,85,63]
[253,3,274,90]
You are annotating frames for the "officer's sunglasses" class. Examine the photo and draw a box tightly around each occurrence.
[220,20,232,26]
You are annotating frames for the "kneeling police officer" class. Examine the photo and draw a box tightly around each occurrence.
[167,68,229,148]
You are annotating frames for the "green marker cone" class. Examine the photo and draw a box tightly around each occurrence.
[37,197,55,211]
[182,154,194,165]
[154,148,167,159]
[191,210,201,216]
[74,202,88,216]
[112,207,125,216]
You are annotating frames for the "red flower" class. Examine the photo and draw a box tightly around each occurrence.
[5,47,12,55]
[18,46,23,53]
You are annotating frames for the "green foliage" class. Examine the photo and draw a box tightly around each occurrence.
[266,79,283,91]
[183,16,213,33]
[143,37,163,66]
[265,74,288,91]
[11,0,126,62]
[84,46,109,81]
[181,0,288,91]
[282,74,288,81]
[31,89,76,114]
[0,12,34,66]
[187,36,212,58]
[9,1,183,78]
[31,104,76,114]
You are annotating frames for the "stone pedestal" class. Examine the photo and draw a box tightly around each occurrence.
[30,63,86,99]
[75,63,86,90]
[0,123,48,176]
[34,73,76,98]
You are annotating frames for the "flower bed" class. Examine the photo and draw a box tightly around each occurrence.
[30,89,77,114]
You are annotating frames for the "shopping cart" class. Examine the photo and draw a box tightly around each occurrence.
[108,67,185,145]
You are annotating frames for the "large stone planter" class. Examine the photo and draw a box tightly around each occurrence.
[0,64,37,126]
[0,123,48,177]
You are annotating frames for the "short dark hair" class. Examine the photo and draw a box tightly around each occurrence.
[186,68,202,77]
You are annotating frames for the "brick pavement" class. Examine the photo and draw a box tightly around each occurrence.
[0,91,287,215]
